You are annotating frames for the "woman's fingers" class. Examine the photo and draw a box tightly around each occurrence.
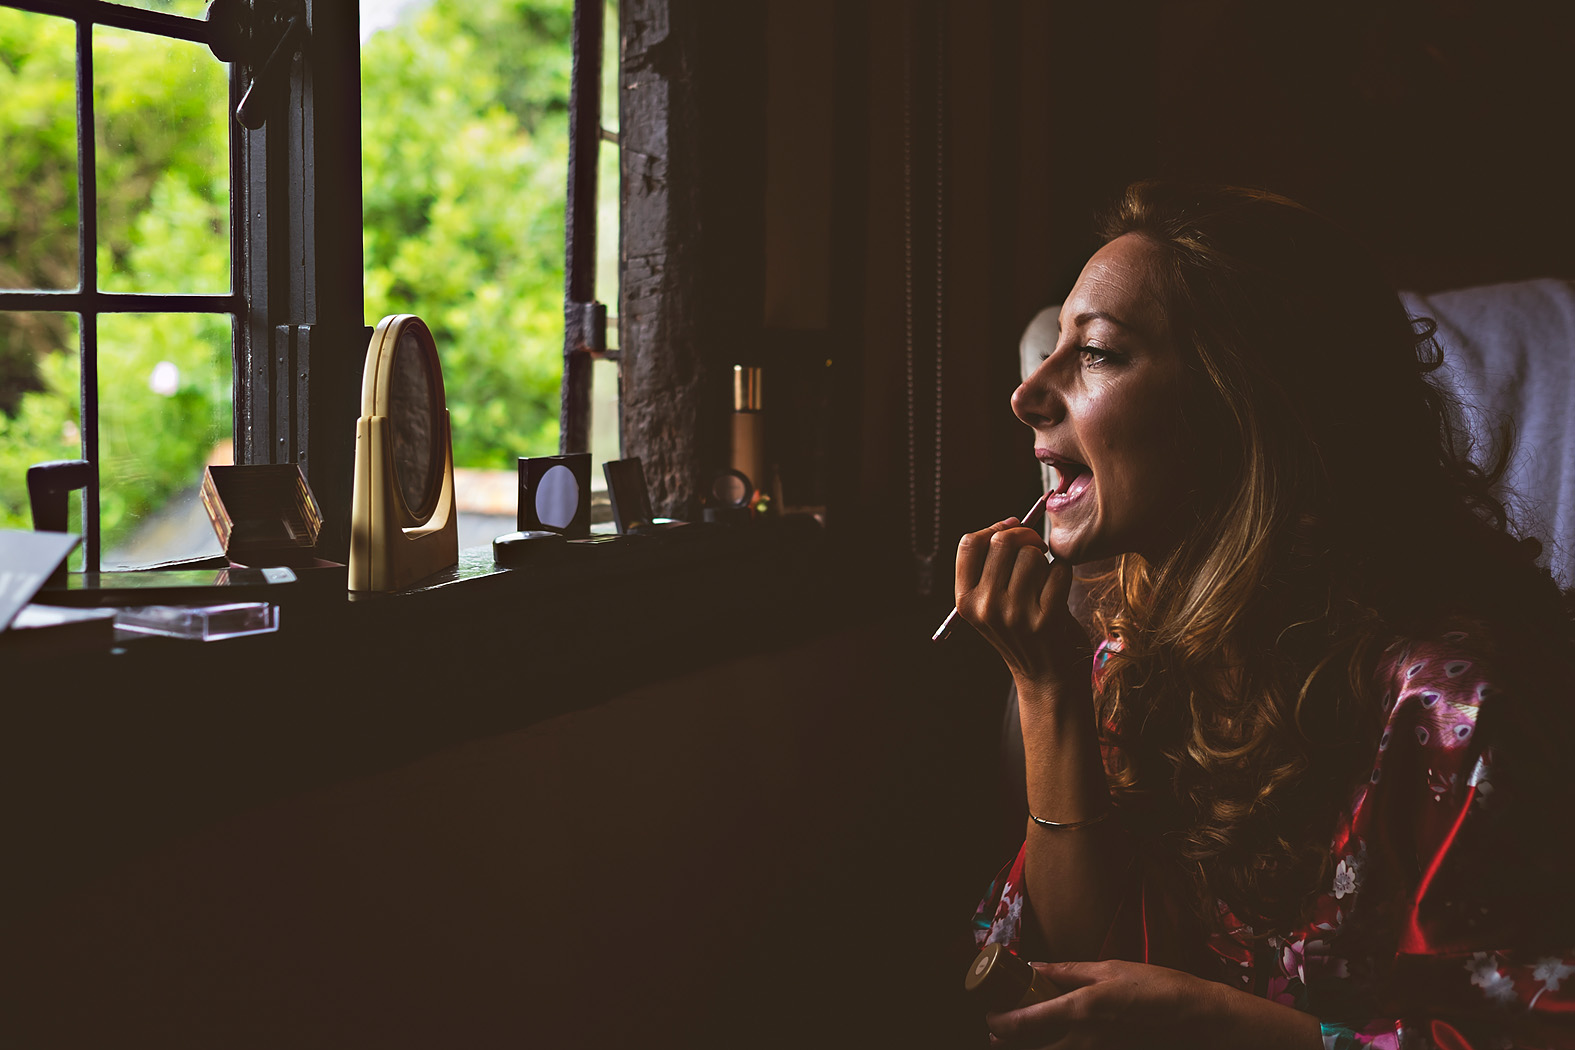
[958,527,1049,631]
[984,989,1080,1047]
[1032,959,1102,990]
[1002,541,1055,623]
[955,517,1035,600]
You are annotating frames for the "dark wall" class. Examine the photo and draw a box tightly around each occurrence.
[4,606,1015,1049]
[754,0,1575,594]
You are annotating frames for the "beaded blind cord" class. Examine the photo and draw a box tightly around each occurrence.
[904,7,946,597]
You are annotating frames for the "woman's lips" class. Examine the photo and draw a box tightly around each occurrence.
[1045,469,1092,512]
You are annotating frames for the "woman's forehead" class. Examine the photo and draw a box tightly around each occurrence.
[1061,234,1170,339]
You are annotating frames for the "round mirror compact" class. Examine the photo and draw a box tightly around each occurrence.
[534,463,580,530]
[349,315,459,592]
[711,468,753,509]
[702,468,754,525]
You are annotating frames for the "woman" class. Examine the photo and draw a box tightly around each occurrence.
[958,181,1575,1049]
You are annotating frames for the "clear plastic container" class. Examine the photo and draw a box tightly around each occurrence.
[114,602,280,641]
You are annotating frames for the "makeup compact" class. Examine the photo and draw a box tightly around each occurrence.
[603,457,685,534]
[518,453,591,538]
[491,529,568,567]
[348,315,459,592]
[200,464,323,567]
[702,468,754,524]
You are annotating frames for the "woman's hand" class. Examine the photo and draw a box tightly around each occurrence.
[954,519,1089,689]
[984,960,1322,1050]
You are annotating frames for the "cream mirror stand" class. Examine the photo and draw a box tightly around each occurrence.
[348,315,458,592]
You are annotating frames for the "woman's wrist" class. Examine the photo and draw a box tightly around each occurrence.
[1018,674,1108,824]
[1198,980,1323,1050]
[1011,665,1090,710]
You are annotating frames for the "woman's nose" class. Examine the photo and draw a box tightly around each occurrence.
[1011,358,1062,428]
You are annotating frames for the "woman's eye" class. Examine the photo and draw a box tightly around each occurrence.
[1079,345,1113,366]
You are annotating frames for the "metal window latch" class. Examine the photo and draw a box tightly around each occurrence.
[566,300,618,360]
[204,0,308,130]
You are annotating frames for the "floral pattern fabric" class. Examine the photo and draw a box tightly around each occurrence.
[974,626,1574,1049]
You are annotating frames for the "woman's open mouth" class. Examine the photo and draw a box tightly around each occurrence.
[1043,459,1092,512]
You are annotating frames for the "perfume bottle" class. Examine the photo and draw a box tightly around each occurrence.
[731,364,768,498]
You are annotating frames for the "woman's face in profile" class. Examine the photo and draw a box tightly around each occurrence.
[1011,233,1198,563]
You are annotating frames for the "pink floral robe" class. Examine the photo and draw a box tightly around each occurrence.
[974,626,1575,1049]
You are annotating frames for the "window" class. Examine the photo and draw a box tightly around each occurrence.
[588,0,619,477]
[359,0,617,539]
[359,0,597,541]
[1,1,365,570]
[0,1,236,570]
[2,0,615,566]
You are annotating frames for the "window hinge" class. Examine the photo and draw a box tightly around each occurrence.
[204,0,308,130]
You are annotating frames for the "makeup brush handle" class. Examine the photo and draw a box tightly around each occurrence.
[931,606,963,643]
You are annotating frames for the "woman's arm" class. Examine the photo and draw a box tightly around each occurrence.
[956,521,1131,960]
[1016,670,1131,960]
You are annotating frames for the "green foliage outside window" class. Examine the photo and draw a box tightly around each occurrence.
[0,7,231,557]
[361,0,572,468]
[0,0,574,552]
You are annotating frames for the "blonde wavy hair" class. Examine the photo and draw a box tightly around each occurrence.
[1087,181,1569,936]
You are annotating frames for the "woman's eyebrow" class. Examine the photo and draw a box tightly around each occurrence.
[1070,309,1139,333]
[1054,309,1147,343]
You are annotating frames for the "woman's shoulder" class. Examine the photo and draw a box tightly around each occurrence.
[1366,610,1572,798]
[1372,614,1512,703]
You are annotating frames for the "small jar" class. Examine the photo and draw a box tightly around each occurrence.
[963,943,1062,1012]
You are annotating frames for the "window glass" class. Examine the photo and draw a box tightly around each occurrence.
[0,312,84,567]
[93,24,230,294]
[0,6,79,291]
[595,136,618,319]
[590,355,619,471]
[590,0,618,483]
[361,0,572,474]
[600,0,617,135]
[97,312,231,567]
[110,1,211,17]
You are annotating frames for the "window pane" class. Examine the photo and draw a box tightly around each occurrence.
[601,0,617,134]
[97,313,231,568]
[589,355,619,489]
[93,24,230,294]
[596,138,619,313]
[0,312,83,567]
[361,0,571,469]
[108,1,212,17]
[0,7,79,291]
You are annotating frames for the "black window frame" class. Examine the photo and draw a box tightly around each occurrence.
[0,0,363,570]
[4,0,632,571]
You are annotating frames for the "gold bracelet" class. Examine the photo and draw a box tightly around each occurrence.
[1028,809,1111,831]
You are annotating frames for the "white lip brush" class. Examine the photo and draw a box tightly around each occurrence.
[930,490,1053,642]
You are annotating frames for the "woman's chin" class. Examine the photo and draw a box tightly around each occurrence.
[1047,526,1095,565]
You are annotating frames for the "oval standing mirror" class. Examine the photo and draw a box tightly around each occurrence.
[387,325,443,524]
[349,315,459,592]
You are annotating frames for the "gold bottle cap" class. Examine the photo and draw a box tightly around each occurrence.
[963,943,1033,1012]
[733,365,762,411]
